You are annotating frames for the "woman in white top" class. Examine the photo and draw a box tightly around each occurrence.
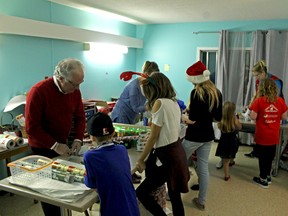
[136,72,190,216]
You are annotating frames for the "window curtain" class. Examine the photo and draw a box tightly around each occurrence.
[244,30,265,106]
[245,30,288,104]
[217,29,288,146]
[216,30,247,110]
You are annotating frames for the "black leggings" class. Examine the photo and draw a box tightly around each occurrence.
[136,166,185,216]
[255,144,276,179]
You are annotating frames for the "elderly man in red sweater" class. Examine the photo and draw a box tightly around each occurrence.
[25,58,86,216]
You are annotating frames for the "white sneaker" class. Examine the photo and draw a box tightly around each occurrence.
[216,160,223,169]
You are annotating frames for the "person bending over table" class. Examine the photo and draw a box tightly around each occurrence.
[25,58,86,216]
[244,60,284,158]
[111,60,160,183]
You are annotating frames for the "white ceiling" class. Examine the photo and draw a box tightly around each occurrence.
[50,0,288,25]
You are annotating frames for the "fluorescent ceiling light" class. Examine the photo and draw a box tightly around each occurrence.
[84,43,128,54]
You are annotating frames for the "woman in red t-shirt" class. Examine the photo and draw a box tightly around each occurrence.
[250,79,287,189]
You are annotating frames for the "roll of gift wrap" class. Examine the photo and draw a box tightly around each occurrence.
[0,134,24,146]
[0,137,16,149]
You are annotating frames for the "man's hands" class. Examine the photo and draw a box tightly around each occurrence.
[52,143,71,156]
[71,140,82,155]
[51,140,82,156]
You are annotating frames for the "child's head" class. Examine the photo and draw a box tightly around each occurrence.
[218,101,236,133]
[223,101,236,117]
[141,72,176,109]
[142,61,160,75]
[258,78,278,102]
[87,112,115,143]
[252,60,267,80]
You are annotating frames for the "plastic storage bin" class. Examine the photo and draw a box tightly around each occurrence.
[7,155,53,184]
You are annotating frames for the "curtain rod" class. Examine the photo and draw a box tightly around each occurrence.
[192,31,220,34]
[192,30,271,34]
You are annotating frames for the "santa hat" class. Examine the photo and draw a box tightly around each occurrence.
[186,61,210,84]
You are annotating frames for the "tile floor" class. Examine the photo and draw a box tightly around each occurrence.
[1,143,288,216]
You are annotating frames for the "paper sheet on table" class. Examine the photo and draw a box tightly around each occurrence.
[9,176,90,202]
[3,95,26,112]
[9,158,90,202]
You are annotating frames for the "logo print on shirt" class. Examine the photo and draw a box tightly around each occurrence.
[264,104,278,124]
[103,128,109,135]
[264,104,278,113]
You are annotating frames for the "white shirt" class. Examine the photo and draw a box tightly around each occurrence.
[152,98,181,148]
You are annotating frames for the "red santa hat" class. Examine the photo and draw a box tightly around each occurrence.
[186,61,210,84]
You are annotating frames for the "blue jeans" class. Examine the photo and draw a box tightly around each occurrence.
[182,139,212,205]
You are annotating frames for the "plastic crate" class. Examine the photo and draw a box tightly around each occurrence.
[7,155,53,184]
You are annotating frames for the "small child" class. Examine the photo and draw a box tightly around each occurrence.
[249,78,287,188]
[215,101,242,181]
[83,112,140,216]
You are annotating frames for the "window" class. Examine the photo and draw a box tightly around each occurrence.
[198,48,251,106]
[197,48,218,84]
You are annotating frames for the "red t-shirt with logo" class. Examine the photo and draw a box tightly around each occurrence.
[250,97,287,145]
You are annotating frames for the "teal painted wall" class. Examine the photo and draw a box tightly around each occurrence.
[136,20,288,103]
[0,0,137,179]
[0,0,137,123]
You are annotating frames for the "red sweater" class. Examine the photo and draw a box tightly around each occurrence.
[25,77,86,149]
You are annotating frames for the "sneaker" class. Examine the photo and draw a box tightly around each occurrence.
[216,160,223,169]
[244,152,255,158]
[267,176,272,185]
[192,198,205,211]
[190,184,199,191]
[253,177,269,189]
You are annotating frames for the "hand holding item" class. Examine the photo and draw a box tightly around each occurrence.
[52,143,71,155]
[71,140,82,155]
[241,109,251,121]
[181,113,196,124]
[136,160,146,173]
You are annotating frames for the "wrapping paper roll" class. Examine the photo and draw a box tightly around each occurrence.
[0,134,24,146]
[0,137,16,149]
[136,132,150,152]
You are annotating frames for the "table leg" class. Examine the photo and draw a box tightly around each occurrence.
[6,158,12,176]
[60,208,72,216]
[84,210,90,216]
[272,129,284,177]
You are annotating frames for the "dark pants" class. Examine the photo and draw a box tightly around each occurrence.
[136,166,185,216]
[255,144,276,179]
[31,147,61,216]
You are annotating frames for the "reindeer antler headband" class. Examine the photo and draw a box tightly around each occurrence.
[120,71,155,85]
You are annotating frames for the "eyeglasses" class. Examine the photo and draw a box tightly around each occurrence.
[65,78,84,88]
